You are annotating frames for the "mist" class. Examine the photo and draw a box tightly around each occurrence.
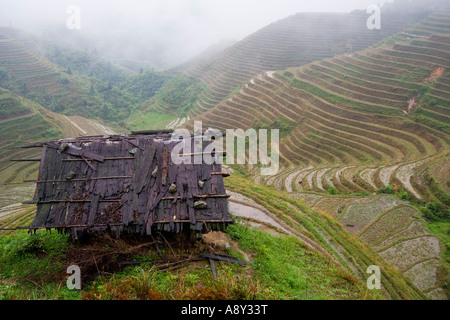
[0,0,394,69]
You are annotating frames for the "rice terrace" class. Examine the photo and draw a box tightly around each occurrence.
[0,0,449,303]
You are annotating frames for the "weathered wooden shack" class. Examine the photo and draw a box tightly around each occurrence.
[27,131,231,240]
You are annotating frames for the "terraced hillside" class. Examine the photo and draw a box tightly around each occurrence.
[0,87,116,234]
[225,173,427,300]
[0,29,99,113]
[146,10,415,118]
[183,6,450,299]
[0,27,143,122]
[310,194,447,299]
[1,0,448,300]
[191,7,450,201]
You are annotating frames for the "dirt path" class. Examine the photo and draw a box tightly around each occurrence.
[228,195,292,235]
[0,111,36,124]
[64,116,88,135]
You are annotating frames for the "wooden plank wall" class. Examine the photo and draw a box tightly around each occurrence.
[30,134,230,239]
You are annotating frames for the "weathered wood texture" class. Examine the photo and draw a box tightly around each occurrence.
[30,134,230,239]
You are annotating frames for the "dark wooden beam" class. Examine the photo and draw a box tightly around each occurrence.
[20,142,46,148]
[130,129,173,135]
[211,171,230,177]
[161,194,230,200]
[61,157,135,162]
[23,176,132,183]
[23,199,122,204]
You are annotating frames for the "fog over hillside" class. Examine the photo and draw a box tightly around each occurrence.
[0,0,394,69]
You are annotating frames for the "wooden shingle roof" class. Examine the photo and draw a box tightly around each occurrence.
[29,132,231,240]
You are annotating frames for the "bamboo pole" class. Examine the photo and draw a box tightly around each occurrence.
[23,176,132,183]
[161,194,230,200]
[211,172,230,177]
[22,199,122,204]
[180,151,226,156]
[130,129,173,135]
[61,157,135,162]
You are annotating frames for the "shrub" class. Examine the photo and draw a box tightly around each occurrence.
[398,190,410,201]
[421,202,449,222]
[378,185,395,194]
[58,77,69,85]
[43,128,62,138]
[283,71,294,79]
[328,186,337,195]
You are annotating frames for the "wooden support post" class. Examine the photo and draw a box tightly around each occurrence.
[209,258,217,279]
[130,129,173,135]
[10,159,41,162]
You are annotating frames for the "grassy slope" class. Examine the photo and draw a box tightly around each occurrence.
[0,223,383,300]
[0,91,395,300]
[223,171,426,300]
[1,1,448,301]
[0,28,172,128]
[0,87,123,232]
[0,170,426,300]
[125,74,203,130]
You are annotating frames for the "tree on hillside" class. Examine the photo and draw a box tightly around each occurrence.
[89,83,96,96]
[20,83,28,95]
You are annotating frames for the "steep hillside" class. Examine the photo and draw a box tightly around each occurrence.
[0,87,117,233]
[0,88,425,300]
[223,172,426,300]
[186,6,450,300]
[0,29,99,114]
[1,27,134,86]
[312,193,448,299]
[0,172,427,300]
[1,0,448,301]
[191,7,450,199]
[0,27,167,124]
[141,9,420,121]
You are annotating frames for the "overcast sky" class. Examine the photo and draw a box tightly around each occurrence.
[0,0,393,68]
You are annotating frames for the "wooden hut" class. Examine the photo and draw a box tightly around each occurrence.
[27,131,232,240]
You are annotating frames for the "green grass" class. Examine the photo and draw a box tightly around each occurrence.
[143,74,204,116]
[83,255,272,300]
[224,172,426,300]
[423,220,450,297]
[226,224,373,300]
[0,224,380,300]
[126,111,178,131]
[425,221,450,263]
[0,231,77,300]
